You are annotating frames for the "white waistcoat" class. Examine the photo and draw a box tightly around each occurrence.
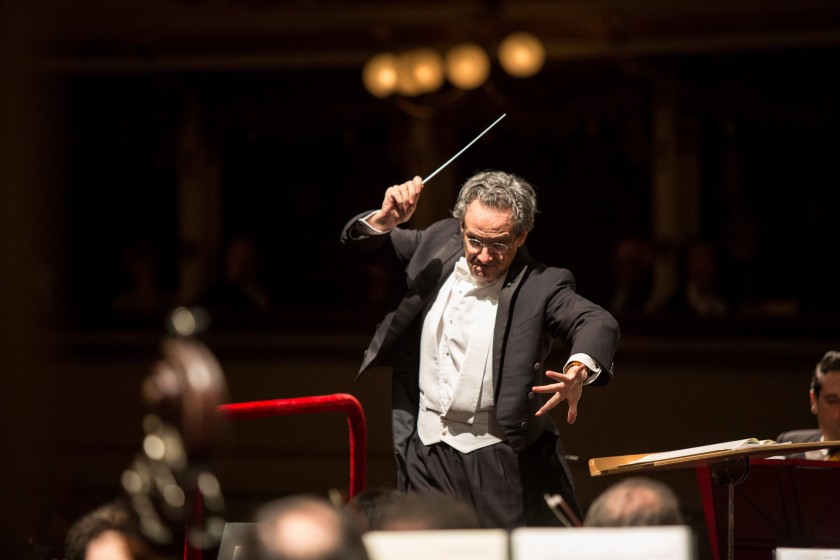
[417,257,506,453]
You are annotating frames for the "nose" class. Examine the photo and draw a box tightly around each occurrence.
[476,246,495,262]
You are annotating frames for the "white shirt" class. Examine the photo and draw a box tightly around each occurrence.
[804,434,832,461]
[418,257,506,453]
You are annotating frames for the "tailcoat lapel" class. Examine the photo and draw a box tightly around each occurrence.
[357,235,463,377]
[492,250,530,397]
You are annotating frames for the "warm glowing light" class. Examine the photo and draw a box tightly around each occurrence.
[170,306,196,336]
[121,469,143,493]
[498,32,545,78]
[362,53,399,98]
[162,432,186,469]
[396,49,444,96]
[445,43,491,90]
[163,484,186,508]
[400,48,444,95]
[198,472,221,496]
[395,56,421,96]
[143,434,166,461]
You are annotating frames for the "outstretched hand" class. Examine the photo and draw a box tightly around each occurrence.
[367,176,424,232]
[532,363,589,424]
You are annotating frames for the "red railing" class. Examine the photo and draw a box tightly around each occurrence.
[184,393,367,560]
[217,393,368,497]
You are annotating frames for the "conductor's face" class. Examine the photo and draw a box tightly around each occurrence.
[461,201,527,285]
[811,371,840,442]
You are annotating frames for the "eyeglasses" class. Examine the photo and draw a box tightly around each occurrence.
[464,236,511,254]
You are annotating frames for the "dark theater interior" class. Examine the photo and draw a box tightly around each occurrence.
[2,1,840,559]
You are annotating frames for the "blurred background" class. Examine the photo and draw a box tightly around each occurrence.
[2,1,839,558]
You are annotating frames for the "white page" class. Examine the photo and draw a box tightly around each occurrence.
[775,548,840,560]
[627,438,767,465]
[511,526,694,560]
[364,529,508,560]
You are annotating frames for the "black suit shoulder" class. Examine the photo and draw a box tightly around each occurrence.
[776,428,821,443]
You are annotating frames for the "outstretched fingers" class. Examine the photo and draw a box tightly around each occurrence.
[532,367,586,424]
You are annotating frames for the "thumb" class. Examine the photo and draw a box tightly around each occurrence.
[566,399,578,425]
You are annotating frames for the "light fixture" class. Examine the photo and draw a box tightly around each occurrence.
[498,32,545,78]
[362,53,399,98]
[362,31,544,99]
[397,48,444,96]
[445,43,491,91]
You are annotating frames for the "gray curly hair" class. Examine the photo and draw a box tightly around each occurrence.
[451,170,538,235]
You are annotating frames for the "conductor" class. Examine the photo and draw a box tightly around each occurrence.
[341,170,620,528]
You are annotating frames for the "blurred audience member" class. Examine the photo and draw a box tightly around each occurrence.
[345,487,403,533]
[664,241,728,317]
[721,212,800,316]
[607,237,654,315]
[584,477,684,527]
[777,350,840,460]
[65,501,157,560]
[377,491,480,531]
[112,239,170,318]
[204,236,271,314]
[720,213,764,313]
[246,494,369,560]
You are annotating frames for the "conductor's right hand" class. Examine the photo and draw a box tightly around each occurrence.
[367,176,424,232]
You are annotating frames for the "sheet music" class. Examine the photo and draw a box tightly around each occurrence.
[627,438,779,465]
[364,530,508,560]
[510,526,693,560]
[775,548,840,560]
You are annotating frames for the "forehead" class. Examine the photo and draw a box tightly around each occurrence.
[463,201,515,235]
[820,371,840,394]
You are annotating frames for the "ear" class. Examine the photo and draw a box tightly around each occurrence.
[810,389,818,415]
[516,231,528,248]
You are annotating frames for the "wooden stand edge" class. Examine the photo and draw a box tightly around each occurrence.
[589,440,840,477]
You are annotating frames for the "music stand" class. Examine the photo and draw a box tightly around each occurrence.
[216,522,258,560]
[589,440,840,560]
[696,458,840,560]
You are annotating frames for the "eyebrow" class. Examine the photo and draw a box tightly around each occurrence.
[464,233,515,244]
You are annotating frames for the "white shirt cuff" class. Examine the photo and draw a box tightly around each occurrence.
[566,352,602,385]
[358,211,393,235]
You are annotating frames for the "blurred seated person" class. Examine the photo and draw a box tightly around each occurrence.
[377,491,480,531]
[664,240,728,317]
[65,500,157,560]
[607,237,653,315]
[203,236,271,314]
[112,240,171,318]
[777,350,840,460]
[584,477,684,527]
[345,487,403,533]
[244,494,369,560]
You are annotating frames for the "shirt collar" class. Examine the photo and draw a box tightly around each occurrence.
[453,257,505,293]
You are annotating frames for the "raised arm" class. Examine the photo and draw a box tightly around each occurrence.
[363,176,424,233]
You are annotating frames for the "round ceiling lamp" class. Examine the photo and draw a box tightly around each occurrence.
[398,48,444,96]
[444,43,491,90]
[362,53,399,98]
[498,32,546,78]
